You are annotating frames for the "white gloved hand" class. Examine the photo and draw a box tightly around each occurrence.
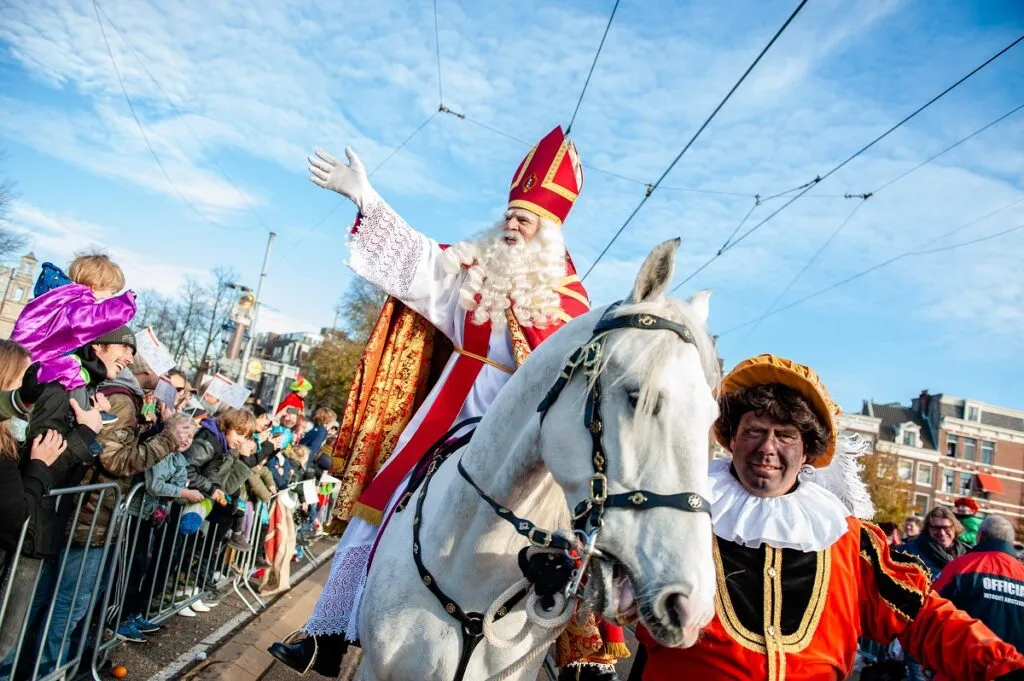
[308,147,376,213]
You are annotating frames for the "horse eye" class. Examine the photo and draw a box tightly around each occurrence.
[626,390,640,410]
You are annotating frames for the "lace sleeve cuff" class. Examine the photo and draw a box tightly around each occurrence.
[347,194,428,298]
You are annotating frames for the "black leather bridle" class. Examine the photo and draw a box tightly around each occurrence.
[403,302,714,681]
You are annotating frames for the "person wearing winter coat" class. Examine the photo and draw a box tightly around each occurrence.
[2,331,129,678]
[182,408,256,580]
[32,350,195,663]
[897,506,971,580]
[298,407,335,475]
[0,340,68,662]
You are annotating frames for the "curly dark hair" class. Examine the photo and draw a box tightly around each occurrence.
[715,383,829,460]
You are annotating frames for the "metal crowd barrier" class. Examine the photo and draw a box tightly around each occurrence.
[1,475,342,681]
[0,482,122,681]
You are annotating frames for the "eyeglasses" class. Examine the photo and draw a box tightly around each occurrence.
[928,524,955,533]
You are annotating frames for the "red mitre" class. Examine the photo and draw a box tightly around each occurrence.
[508,126,583,226]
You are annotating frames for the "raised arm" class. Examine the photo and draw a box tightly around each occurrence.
[308,147,464,339]
[858,521,1024,679]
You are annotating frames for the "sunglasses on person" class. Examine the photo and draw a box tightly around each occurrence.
[928,523,955,534]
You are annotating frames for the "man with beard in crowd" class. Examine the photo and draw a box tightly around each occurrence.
[269,127,626,677]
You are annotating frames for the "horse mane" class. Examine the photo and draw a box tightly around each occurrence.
[581,297,721,446]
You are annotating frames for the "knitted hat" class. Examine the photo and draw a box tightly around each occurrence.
[290,376,312,392]
[715,354,840,467]
[93,325,137,351]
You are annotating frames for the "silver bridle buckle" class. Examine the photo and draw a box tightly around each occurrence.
[564,528,602,600]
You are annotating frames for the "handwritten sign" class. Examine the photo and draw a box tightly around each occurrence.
[202,373,251,410]
[135,327,176,377]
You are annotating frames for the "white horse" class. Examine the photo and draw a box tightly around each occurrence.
[356,240,722,681]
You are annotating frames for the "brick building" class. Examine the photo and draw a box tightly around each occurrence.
[861,391,1024,531]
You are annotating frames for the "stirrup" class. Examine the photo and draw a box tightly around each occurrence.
[281,629,318,676]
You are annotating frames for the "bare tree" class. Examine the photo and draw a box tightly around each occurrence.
[0,161,28,261]
[194,267,237,383]
[337,278,386,342]
[171,277,205,364]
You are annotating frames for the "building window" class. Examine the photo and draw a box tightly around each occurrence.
[916,463,933,487]
[943,470,955,493]
[963,437,977,461]
[914,494,930,516]
[12,287,25,302]
[958,473,973,496]
[897,460,913,482]
[967,406,980,421]
[902,430,917,447]
[981,441,995,465]
[946,434,957,457]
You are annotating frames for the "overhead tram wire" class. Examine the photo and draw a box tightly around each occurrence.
[732,198,868,345]
[288,112,439,252]
[676,34,1024,284]
[565,0,621,136]
[92,0,251,232]
[715,195,1024,336]
[670,175,836,293]
[868,100,1024,196]
[724,99,1024,342]
[580,0,811,281]
[433,0,444,106]
[94,0,273,232]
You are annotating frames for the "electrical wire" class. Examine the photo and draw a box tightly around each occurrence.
[92,0,251,232]
[732,198,867,344]
[433,0,444,106]
[288,112,439,251]
[94,0,273,232]
[684,33,1024,279]
[716,196,1024,335]
[566,0,621,136]
[580,0,810,280]
[717,100,1024,340]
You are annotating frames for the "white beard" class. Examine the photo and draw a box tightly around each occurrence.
[442,220,566,329]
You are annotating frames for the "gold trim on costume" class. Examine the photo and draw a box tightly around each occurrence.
[555,286,591,308]
[780,544,830,652]
[712,539,767,654]
[541,144,579,202]
[453,348,515,375]
[505,312,532,368]
[507,199,563,226]
[712,537,831,681]
[510,148,537,191]
[353,501,384,526]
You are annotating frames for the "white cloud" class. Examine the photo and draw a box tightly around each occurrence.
[3,0,1024,405]
[10,201,211,295]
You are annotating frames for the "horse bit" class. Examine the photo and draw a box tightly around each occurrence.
[399,302,713,681]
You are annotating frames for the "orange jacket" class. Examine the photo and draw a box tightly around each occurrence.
[638,518,1024,681]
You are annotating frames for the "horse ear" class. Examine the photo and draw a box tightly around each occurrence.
[627,238,680,304]
[688,289,711,325]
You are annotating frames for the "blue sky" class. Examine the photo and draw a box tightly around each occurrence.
[1,0,1023,413]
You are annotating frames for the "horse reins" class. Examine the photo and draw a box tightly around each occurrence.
[401,303,714,681]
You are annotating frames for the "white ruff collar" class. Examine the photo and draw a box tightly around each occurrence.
[708,457,850,552]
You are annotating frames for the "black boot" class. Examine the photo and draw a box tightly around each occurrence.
[268,633,347,676]
[558,662,620,681]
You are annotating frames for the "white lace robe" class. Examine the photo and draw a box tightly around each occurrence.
[304,196,517,639]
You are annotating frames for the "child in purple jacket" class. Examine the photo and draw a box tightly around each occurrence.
[12,255,136,412]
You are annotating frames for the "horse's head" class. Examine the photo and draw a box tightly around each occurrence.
[539,239,720,648]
